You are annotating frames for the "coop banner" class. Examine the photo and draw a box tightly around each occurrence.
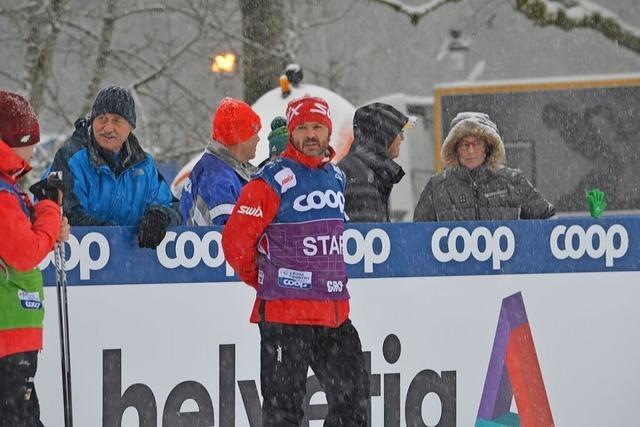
[39,217,640,286]
[34,219,640,426]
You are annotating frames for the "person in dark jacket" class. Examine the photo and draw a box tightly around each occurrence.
[413,112,555,221]
[338,102,410,222]
[180,97,261,225]
[0,90,69,426]
[47,85,180,248]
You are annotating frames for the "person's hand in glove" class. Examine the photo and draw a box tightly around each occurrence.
[586,188,606,218]
[138,209,170,249]
[29,172,66,206]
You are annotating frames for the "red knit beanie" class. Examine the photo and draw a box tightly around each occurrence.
[0,90,40,147]
[285,95,332,135]
[211,97,261,146]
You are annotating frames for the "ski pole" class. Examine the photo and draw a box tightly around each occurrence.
[54,240,73,427]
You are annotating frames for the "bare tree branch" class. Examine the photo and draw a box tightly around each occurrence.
[25,0,65,113]
[208,21,288,61]
[369,0,640,54]
[59,18,99,41]
[131,29,204,90]
[44,81,74,130]
[59,22,144,78]
[512,0,640,55]
[0,3,39,15]
[135,89,209,156]
[367,0,462,25]
[114,5,169,20]
[71,3,204,22]
[0,69,24,87]
[296,2,358,29]
[78,0,118,118]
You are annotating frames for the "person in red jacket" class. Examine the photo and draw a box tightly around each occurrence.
[222,95,369,426]
[0,90,69,426]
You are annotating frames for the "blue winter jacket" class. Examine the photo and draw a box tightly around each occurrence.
[180,142,257,226]
[47,119,180,226]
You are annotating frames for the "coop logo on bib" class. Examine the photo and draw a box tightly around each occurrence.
[278,268,312,290]
[18,290,42,310]
[293,190,345,213]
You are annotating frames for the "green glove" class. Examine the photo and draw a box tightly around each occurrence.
[586,189,606,218]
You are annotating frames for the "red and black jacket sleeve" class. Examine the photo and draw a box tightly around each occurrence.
[0,193,60,272]
[221,179,280,289]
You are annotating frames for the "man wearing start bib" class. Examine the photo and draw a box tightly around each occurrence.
[222,95,369,426]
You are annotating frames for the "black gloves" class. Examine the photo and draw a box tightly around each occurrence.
[138,209,170,249]
[29,173,66,206]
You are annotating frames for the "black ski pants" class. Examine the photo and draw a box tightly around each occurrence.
[259,319,369,427]
[0,351,44,427]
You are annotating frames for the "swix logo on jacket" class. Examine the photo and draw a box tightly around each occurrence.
[238,205,263,217]
[255,158,349,301]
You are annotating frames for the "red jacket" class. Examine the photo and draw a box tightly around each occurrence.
[222,144,350,327]
[0,140,61,272]
[0,140,61,357]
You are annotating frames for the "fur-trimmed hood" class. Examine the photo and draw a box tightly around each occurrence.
[441,112,505,171]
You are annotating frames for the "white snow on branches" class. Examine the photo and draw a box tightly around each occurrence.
[370,0,452,15]
[372,0,640,53]
[538,0,640,38]
[368,0,457,23]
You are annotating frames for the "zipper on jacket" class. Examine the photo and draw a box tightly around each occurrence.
[465,168,480,220]
[472,179,480,220]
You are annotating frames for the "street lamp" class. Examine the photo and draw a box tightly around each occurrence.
[211,52,237,75]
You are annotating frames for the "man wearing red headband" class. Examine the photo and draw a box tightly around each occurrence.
[222,95,369,426]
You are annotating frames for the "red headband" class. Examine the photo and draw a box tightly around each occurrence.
[285,96,332,135]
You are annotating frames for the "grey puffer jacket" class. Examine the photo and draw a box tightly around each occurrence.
[413,165,555,221]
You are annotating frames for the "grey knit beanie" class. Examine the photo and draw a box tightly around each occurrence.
[90,85,136,128]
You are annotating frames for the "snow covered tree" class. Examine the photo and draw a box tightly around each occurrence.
[370,0,640,55]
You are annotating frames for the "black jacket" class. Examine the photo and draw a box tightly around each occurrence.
[338,103,408,222]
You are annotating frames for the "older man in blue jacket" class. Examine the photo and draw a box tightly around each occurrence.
[47,85,180,248]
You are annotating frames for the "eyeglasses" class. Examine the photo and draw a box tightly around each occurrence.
[457,139,485,151]
[399,130,405,141]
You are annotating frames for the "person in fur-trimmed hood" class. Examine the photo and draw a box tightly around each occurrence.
[413,112,555,221]
[338,102,410,222]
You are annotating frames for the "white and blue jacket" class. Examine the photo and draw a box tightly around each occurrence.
[180,141,257,226]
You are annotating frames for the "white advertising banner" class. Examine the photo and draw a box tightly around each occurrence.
[37,271,640,426]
